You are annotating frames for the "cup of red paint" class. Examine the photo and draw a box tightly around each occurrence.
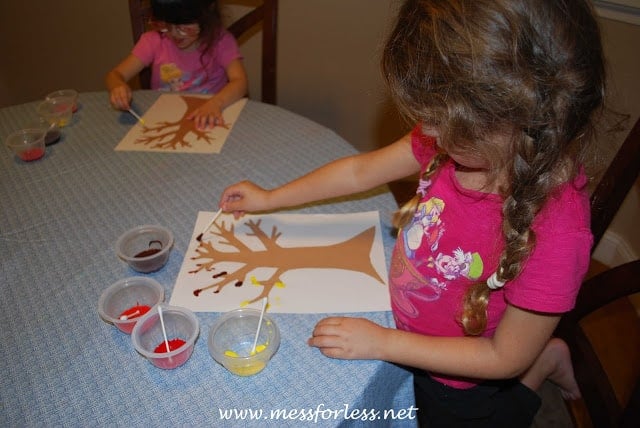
[131,304,199,369]
[46,89,79,113]
[5,128,46,162]
[98,277,165,334]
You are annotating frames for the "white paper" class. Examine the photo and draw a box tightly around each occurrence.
[115,94,247,153]
[170,211,391,313]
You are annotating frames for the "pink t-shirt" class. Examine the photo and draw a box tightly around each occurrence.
[132,30,242,93]
[389,125,592,389]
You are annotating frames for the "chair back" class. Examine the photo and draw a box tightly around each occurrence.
[589,116,640,250]
[128,0,153,89]
[127,0,278,104]
[555,116,640,428]
[555,260,640,428]
[226,0,277,104]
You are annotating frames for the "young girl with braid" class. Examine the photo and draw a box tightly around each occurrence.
[219,0,605,425]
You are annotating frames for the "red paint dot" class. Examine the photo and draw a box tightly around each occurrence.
[154,338,187,353]
[19,148,45,161]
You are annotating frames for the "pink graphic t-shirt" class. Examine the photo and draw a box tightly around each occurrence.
[389,125,592,389]
[132,30,242,94]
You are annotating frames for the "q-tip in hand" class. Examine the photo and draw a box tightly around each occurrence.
[196,208,223,242]
[127,108,146,126]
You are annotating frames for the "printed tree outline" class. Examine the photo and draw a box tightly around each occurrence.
[135,95,224,150]
[190,218,385,305]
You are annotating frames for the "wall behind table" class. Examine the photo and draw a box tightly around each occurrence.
[0,1,133,107]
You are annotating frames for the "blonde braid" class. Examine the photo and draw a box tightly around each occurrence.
[392,153,449,231]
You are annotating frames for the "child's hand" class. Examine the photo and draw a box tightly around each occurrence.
[109,84,132,111]
[187,97,227,130]
[219,181,271,219]
[308,317,389,360]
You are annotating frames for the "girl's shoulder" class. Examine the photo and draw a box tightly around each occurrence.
[200,29,241,61]
[139,30,163,44]
[212,28,240,50]
[134,31,165,53]
[535,168,590,234]
[133,31,166,63]
[410,124,438,167]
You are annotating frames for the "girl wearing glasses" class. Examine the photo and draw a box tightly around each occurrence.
[106,0,247,129]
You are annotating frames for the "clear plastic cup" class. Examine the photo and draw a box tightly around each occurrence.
[97,277,165,334]
[46,89,79,113]
[208,308,280,376]
[115,225,174,273]
[37,97,74,127]
[5,128,46,162]
[131,304,199,369]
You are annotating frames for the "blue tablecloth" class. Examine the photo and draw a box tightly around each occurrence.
[0,91,416,427]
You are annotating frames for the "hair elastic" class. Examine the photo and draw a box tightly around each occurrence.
[487,272,505,290]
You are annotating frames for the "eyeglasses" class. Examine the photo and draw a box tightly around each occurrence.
[149,19,200,37]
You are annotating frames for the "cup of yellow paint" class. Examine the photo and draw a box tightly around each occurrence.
[208,308,280,376]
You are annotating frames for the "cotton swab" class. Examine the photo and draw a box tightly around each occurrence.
[196,208,223,242]
[251,297,268,355]
[157,306,172,354]
[128,108,146,126]
[119,310,140,320]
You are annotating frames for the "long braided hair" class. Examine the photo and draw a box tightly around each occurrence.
[383,0,605,335]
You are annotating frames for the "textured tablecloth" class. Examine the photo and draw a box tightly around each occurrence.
[0,91,416,427]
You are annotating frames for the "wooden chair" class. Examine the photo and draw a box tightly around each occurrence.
[554,116,640,428]
[555,260,640,428]
[127,0,153,90]
[127,0,278,104]
[589,116,640,251]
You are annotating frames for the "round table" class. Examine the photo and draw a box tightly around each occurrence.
[0,91,416,427]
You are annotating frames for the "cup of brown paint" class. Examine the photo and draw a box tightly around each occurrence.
[115,225,174,273]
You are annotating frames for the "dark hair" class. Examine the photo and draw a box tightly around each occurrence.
[151,0,223,68]
[384,0,606,335]
[152,0,214,24]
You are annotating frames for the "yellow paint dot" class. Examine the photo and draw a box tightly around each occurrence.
[275,281,285,288]
[229,361,266,376]
[224,350,239,357]
[249,344,268,355]
[250,276,260,285]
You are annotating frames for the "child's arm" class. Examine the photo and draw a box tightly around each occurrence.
[186,59,248,130]
[308,304,560,381]
[105,54,146,111]
[219,132,419,217]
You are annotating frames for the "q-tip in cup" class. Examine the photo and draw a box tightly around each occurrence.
[251,297,268,355]
[157,306,171,354]
[119,310,140,320]
[196,208,223,242]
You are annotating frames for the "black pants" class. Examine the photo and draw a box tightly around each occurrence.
[413,371,541,428]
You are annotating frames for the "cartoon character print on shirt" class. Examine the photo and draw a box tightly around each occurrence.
[391,177,484,321]
[390,243,448,320]
[429,248,483,281]
[402,197,445,257]
[159,63,205,92]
